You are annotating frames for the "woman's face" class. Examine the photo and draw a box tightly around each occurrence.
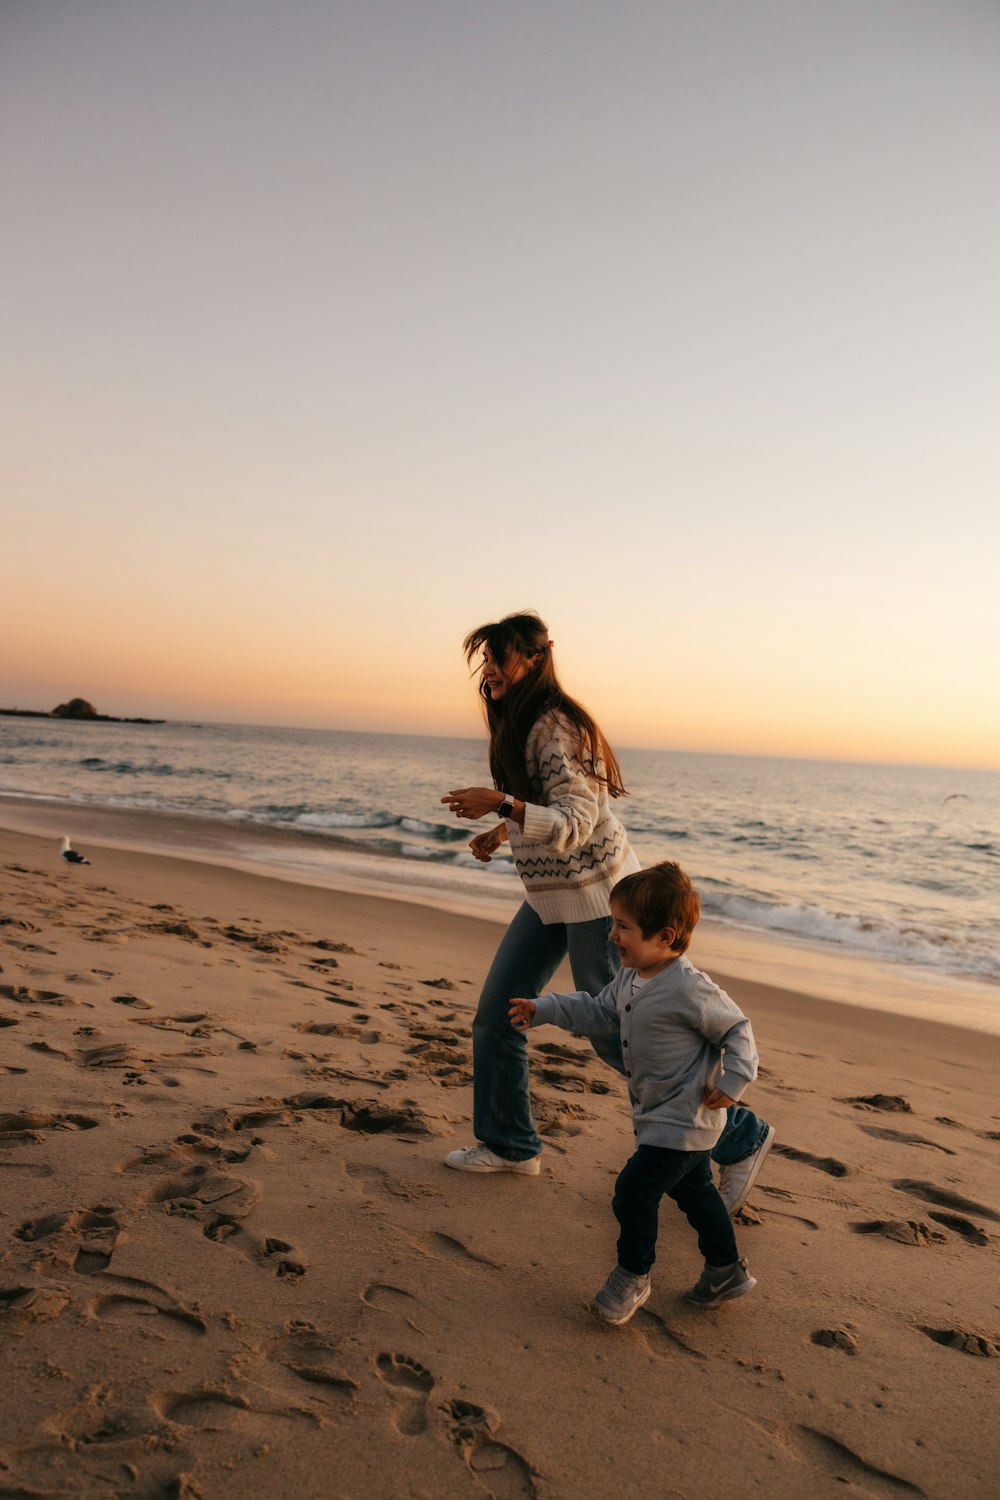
[481,643,532,701]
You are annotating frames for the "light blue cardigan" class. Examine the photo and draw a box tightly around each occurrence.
[532,956,759,1151]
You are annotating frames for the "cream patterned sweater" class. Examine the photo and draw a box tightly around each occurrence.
[505,709,639,925]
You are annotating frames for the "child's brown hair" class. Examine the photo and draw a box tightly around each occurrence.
[611,862,701,953]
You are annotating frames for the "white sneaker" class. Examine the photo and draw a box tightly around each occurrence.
[445,1144,541,1176]
[717,1124,776,1215]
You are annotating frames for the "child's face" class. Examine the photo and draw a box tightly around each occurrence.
[609,898,677,977]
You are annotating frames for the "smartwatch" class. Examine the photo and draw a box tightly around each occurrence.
[497,793,516,818]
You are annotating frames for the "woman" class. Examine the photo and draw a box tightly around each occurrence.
[441,610,774,1208]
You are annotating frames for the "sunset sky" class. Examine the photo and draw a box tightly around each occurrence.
[3,1,998,769]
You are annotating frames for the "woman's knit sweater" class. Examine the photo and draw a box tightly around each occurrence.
[505,709,639,924]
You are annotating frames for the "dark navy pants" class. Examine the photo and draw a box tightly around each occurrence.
[613,1146,739,1276]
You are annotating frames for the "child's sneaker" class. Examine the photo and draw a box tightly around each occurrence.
[684,1256,756,1308]
[445,1144,541,1175]
[591,1266,651,1326]
[717,1124,776,1215]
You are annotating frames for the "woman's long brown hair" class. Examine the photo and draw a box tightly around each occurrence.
[462,610,627,803]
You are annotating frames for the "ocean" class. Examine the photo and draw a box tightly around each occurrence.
[2,716,998,987]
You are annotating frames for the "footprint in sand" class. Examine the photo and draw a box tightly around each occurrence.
[812,1325,860,1354]
[633,1306,708,1362]
[152,1389,250,1429]
[919,1325,1000,1357]
[773,1143,849,1178]
[151,1162,260,1222]
[374,1352,435,1435]
[444,1399,539,1499]
[793,1424,925,1496]
[28,1041,70,1058]
[857,1124,956,1155]
[346,1163,422,1200]
[408,1230,500,1271]
[17,1204,123,1273]
[892,1178,1000,1224]
[360,1283,426,1333]
[0,1283,71,1323]
[338,1100,432,1137]
[926,1210,990,1245]
[257,1237,309,1278]
[0,983,80,1007]
[152,1162,309,1277]
[269,1322,358,1396]
[759,1206,821,1230]
[851,1220,947,1246]
[88,1283,205,1336]
[72,1208,122,1273]
[0,1111,99,1141]
[841,1094,912,1113]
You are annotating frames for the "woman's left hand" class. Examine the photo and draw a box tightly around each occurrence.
[441,787,500,821]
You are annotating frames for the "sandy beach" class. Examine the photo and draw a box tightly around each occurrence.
[2,818,999,1499]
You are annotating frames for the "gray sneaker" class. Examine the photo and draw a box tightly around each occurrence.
[591,1266,652,1326]
[684,1256,756,1308]
[717,1124,776,1215]
[445,1144,541,1176]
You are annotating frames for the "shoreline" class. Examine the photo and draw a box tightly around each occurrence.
[3,791,998,1037]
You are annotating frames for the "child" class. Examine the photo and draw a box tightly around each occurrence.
[509,861,760,1327]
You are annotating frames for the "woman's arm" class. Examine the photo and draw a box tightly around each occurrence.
[441,713,604,854]
[517,712,601,853]
[442,789,525,828]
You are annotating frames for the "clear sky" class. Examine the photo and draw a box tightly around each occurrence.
[3,1,998,768]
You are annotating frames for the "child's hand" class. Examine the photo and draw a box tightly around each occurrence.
[703,1086,736,1111]
[508,999,537,1031]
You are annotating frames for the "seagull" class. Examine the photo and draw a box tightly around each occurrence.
[60,836,91,865]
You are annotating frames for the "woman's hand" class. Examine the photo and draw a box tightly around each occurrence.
[441,787,501,821]
[469,825,507,862]
[508,999,537,1031]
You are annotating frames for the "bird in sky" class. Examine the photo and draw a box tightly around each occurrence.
[60,836,90,865]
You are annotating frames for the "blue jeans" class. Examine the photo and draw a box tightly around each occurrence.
[471,901,771,1164]
[613,1147,738,1275]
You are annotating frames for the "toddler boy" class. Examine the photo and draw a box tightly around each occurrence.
[509,861,759,1326]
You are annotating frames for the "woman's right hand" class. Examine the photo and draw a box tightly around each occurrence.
[469,824,507,862]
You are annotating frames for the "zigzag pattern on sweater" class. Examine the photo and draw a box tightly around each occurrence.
[515,831,627,882]
[533,747,599,790]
